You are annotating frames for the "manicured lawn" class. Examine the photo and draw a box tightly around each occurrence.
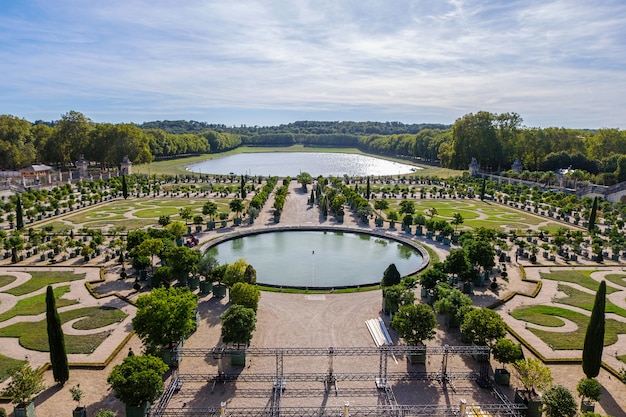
[384,200,570,233]
[540,270,619,294]
[556,284,626,318]
[0,306,127,353]
[0,275,17,288]
[4,271,86,296]
[604,274,626,288]
[0,286,77,322]
[0,353,25,382]
[510,305,626,350]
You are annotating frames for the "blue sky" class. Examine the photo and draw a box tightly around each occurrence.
[1,0,625,128]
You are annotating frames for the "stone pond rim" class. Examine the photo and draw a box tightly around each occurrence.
[201,225,430,290]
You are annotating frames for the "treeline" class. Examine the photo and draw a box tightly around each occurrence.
[3,111,626,186]
[137,119,450,136]
[0,112,237,169]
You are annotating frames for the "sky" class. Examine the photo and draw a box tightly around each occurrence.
[1,0,625,128]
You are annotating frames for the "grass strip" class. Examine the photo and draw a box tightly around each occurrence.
[0,306,127,353]
[5,271,86,296]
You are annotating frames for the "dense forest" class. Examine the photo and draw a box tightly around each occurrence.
[2,111,626,185]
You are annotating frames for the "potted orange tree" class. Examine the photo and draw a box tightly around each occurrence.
[2,363,45,417]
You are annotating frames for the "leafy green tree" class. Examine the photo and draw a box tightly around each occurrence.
[582,280,606,379]
[513,358,553,399]
[418,266,447,291]
[297,172,312,190]
[434,288,473,326]
[3,362,46,407]
[391,303,438,345]
[399,200,415,216]
[576,378,602,406]
[542,385,577,417]
[220,304,257,347]
[492,338,523,370]
[451,212,464,231]
[382,284,415,314]
[46,285,69,385]
[158,215,171,226]
[202,201,218,220]
[444,249,471,278]
[107,355,168,407]
[223,258,250,287]
[230,282,261,312]
[135,238,164,273]
[463,239,496,272]
[165,220,187,239]
[132,287,198,349]
[460,308,507,347]
[381,263,401,287]
[162,246,200,283]
[229,198,244,218]
[178,207,193,224]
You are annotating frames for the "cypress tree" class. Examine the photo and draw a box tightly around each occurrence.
[240,175,247,199]
[480,177,486,201]
[121,175,128,200]
[46,285,69,385]
[381,263,402,287]
[15,194,24,230]
[366,177,371,200]
[588,196,598,232]
[582,280,606,379]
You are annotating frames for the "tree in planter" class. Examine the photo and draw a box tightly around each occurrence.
[391,303,438,346]
[576,378,602,411]
[165,221,187,240]
[542,385,577,417]
[434,288,473,328]
[382,284,415,315]
[460,307,507,347]
[513,358,553,400]
[220,304,257,348]
[107,355,168,413]
[583,280,606,379]
[46,285,69,385]
[223,258,250,287]
[2,362,46,413]
[491,338,523,385]
[162,246,201,283]
[229,198,244,219]
[418,266,447,292]
[297,172,312,191]
[132,287,198,351]
[230,282,261,312]
[202,201,218,221]
[69,384,85,414]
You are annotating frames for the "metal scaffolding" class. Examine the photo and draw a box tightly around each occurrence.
[149,345,523,417]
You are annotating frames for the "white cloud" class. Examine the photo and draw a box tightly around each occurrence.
[0,0,624,127]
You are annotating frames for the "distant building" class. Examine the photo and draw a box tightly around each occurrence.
[511,159,523,174]
[468,158,480,176]
[120,156,132,175]
[19,164,53,179]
